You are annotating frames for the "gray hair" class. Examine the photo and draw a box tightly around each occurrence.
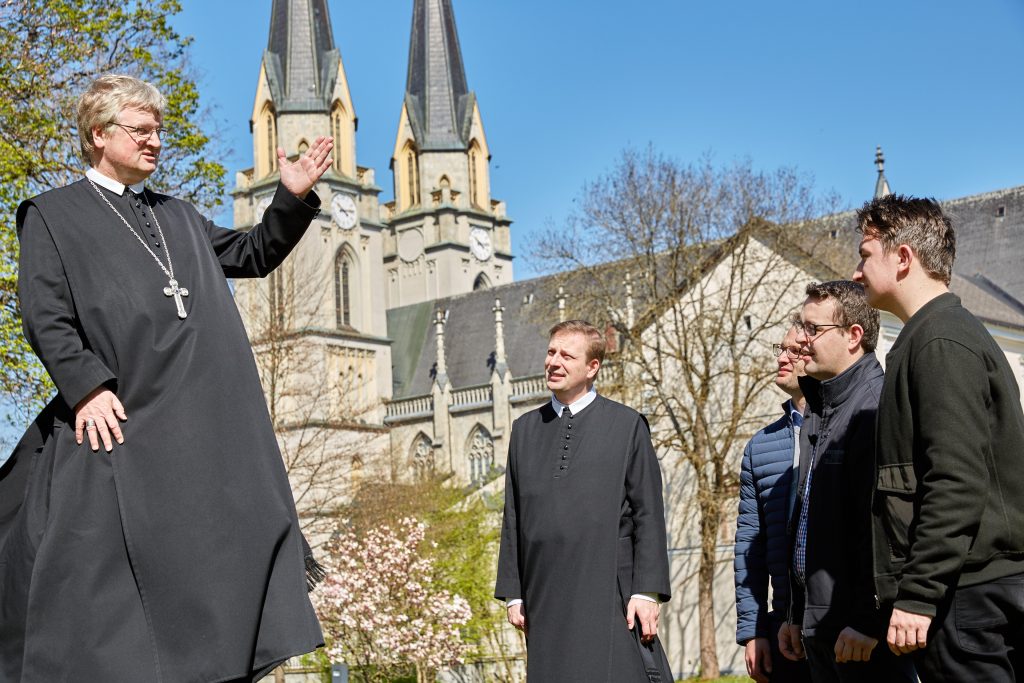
[77,74,165,162]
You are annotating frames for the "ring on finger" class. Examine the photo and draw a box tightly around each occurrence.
[86,418,97,429]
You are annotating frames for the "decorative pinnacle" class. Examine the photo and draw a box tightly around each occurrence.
[875,145,885,173]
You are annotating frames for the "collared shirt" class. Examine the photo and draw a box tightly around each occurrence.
[793,413,816,581]
[86,166,145,195]
[508,385,658,608]
[550,385,598,417]
[788,400,804,517]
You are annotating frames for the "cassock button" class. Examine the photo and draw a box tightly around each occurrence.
[146,222,151,227]
[559,465,567,470]
[155,242,161,248]
[567,424,572,429]
[135,203,141,208]
[561,455,567,460]
[565,434,571,440]
[563,445,569,450]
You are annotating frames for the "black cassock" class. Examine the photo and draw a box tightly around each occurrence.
[495,395,674,682]
[0,179,324,682]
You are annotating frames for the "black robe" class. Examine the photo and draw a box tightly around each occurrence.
[495,395,674,682]
[0,179,324,682]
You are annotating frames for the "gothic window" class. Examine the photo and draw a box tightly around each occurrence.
[335,254,350,328]
[262,106,278,176]
[411,433,434,481]
[467,425,494,486]
[268,269,285,330]
[331,102,347,173]
[405,144,420,208]
[297,139,309,154]
[473,272,491,291]
[469,144,479,208]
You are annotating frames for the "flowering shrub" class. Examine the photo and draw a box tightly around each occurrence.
[314,517,473,681]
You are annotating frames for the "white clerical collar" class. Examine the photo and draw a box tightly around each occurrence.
[551,386,597,417]
[86,167,145,196]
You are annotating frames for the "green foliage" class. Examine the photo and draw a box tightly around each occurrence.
[0,0,227,420]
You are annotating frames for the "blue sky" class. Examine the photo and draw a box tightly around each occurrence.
[174,0,1023,278]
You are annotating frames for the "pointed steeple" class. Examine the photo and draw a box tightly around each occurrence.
[404,0,474,150]
[874,145,892,199]
[265,0,340,112]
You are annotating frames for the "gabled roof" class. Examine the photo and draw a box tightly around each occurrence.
[404,0,475,150]
[264,0,340,112]
[387,184,1024,398]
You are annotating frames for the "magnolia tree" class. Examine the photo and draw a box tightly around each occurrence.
[314,517,473,683]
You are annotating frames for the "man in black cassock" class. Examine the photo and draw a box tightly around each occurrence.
[0,74,329,682]
[495,320,674,682]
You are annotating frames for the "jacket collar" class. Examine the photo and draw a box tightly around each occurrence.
[891,291,961,354]
[798,352,882,412]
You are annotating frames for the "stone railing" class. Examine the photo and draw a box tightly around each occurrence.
[511,375,547,399]
[451,384,492,408]
[385,395,433,420]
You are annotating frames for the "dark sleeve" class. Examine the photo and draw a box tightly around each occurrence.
[845,402,888,636]
[626,415,671,601]
[494,421,522,602]
[198,183,321,279]
[734,439,769,644]
[896,339,991,617]
[17,202,116,408]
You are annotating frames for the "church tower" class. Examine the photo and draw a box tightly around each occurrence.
[383,0,514,307]
[233,0,393,428]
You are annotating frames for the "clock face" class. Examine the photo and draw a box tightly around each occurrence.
[255,196,272,224]
[331,193,358,230]
[469,227,492,261]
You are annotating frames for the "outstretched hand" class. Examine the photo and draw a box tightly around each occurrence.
[278,136,334,199]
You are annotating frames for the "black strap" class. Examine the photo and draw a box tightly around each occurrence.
[632,622,663,683]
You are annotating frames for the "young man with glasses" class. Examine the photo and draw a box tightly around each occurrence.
[734,325,812,683]
[853,195,1024,682]
[0,74,330,681]
[778,281,915,683]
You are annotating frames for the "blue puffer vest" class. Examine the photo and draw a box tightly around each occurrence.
[734,402,800,643]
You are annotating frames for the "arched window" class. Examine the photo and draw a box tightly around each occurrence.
[473,272,491,291]
[297,139,309,154]
[268,269,286,330]
[334,248,354,328]
[411,433,434,481]
[406,146,420,208]
[469,146,479,207]
[263,106,278,176]
[467,425,494,486]
[331,102,347,173]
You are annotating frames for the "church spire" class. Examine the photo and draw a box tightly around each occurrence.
[874,145,892,199]
[404,0,473,150]
[265,0,339,112]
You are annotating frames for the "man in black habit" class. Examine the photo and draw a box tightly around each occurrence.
[496,320,674,682]
[0,75,329,681]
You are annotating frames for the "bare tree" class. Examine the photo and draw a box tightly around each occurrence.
[236,255,386,544]
[532,148,839,677]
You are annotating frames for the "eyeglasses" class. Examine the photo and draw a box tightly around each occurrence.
[791,318,846,338]
[772,344,803,361]
[109,121,169,143]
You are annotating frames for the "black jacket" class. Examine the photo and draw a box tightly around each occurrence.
[874,293,1024,617]
[790,353,888,639]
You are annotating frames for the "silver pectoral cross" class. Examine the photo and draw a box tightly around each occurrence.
[163,278,190,319]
